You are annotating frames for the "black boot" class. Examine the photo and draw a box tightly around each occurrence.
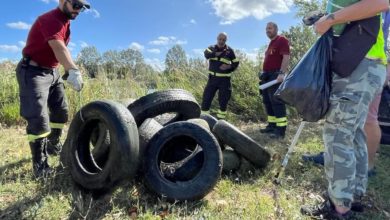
[269,126,286,139]
[260,123,276,133]
[30,138,53,179]
[47,128,62,155]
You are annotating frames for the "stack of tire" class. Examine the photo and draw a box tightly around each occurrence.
[61,89,271,201]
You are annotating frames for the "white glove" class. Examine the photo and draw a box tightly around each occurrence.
[66,69,83,92]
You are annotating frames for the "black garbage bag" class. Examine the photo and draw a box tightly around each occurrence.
[274,32,332,122]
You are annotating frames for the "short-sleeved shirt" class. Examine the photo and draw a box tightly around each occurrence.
[263,35,290,72]
[23,8,70,68]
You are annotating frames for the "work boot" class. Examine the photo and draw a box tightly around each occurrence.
[269,126,286,139]
[301,199,356,219]
[30,138,53,179]
[47,128,62,155]
[260,123,276,133]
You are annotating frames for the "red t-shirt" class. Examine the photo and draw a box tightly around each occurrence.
[23,8,70,68]
[263,35,290,72]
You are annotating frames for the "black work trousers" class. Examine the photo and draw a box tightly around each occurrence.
[260,72,286,121]
[201,75,232,111]
[16,62,69,138]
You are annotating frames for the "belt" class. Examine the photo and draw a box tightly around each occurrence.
[209,72,231,77]
[28,60,52,70]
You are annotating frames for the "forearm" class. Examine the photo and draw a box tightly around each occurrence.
[49,40,78,71]
[330,0,389,25]
[280,55,290,73]
[54,48,77,70]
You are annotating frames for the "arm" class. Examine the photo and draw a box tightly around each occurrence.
[280,54,290,74]
[48,39,78,71]
[204,46,216,59]
[315,0,389,35]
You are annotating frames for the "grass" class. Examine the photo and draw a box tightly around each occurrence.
[1,120,390,219]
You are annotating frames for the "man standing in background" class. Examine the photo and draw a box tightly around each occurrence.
[259,22,290,138]
[201,32,240,119]
[17,0,88,178]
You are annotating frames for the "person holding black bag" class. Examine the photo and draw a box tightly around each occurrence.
[300,0,389,218]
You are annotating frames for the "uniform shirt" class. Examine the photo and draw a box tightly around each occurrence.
[23,8,70,68]
[263,35,290,72]
[204,45,239,74]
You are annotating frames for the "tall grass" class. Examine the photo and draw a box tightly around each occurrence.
[0,61,269,126]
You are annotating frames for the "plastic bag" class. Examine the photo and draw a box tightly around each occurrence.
[274,32,332,122]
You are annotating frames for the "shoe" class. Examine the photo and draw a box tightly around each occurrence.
[30,138,53,179]
[47,128,63,155]
[302,152,325,166]
[321,191,365,213]
[301,200,356,219]
[260,123,276,133]
[269,126,286,139]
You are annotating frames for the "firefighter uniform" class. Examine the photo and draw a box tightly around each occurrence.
[201,44,239,119]
[260,35,290,138]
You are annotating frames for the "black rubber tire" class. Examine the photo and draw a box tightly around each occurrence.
[62,100,139,191]
[139,118,163,158]
[222,148,241,172]
[143,122,222,201]
[164,148,204,182]
[199,113,218,130]
[90,123,110,168]
[212,120,271,168]
[127,89,201,126]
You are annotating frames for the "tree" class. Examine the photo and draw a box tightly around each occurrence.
[101,50,121,79]
[119,48,145,79]
[77,46,101,78]
[165,45,188,73]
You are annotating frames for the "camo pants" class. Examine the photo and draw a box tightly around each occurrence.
[323,58,386,208]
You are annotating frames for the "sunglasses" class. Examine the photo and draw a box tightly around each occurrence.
[66,0,86,12]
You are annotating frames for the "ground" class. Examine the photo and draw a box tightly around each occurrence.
[1,121,389,219]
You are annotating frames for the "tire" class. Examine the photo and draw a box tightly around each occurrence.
[212,120,271,168]
[143,122,222,201]
[164,148,204,182]
[199,114,218,130]
[222,148,241,172]
[128,89,201,126]
[62,100,139,191]
[90,123,110,168]
[139,118,163,158]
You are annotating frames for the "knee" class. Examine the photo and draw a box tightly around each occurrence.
[51,107,69,123]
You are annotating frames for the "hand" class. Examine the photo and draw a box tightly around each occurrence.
[314,14,334,35]
[66,69,83,92]
[276,73,285,83]
[220,64,231,71]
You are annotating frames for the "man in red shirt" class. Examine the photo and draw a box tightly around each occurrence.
[259,22,290,138]
[16,0,89,178]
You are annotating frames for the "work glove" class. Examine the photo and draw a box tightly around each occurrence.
[66,69,83,92]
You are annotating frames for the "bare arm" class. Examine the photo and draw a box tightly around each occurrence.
[48,39,78,71]
[315,0,389,35]
[280,54,290,74]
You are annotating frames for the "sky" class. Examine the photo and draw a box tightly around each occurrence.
[0,0,303,69]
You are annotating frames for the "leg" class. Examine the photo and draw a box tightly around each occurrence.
[268,82,287,138]
[323,59,386,213]
[47,69,69,155]
[201,76,218,113]
[216,78,231,119]
[16,64,54,178]
[260,86,277,133]
[364,92,382,171]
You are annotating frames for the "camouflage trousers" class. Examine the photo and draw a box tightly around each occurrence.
[323,58,386,208]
